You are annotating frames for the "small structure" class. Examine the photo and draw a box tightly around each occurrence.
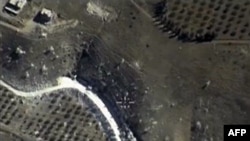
[4,0,27,15]
[33,8,53,25]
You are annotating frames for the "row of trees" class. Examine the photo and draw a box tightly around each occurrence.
[153,1,216,42]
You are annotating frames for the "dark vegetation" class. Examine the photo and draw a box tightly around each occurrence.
[153,0,216,42]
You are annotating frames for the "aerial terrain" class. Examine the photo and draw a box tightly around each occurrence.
[0,0,250,141]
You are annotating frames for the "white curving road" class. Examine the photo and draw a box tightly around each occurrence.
[0,77,127,141]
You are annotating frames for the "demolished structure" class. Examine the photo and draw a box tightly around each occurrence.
[33,8,53,25]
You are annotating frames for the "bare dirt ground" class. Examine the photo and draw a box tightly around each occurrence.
[0,0,250,141]
[77,0,250,141]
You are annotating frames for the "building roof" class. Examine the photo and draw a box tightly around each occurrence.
[41,8,52,17]
[33,8,53,24]
[9,0,27,8]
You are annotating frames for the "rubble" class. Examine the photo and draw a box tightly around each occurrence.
[152,121,158,125]
[86,1,117,22]
[170,102,176,108]
[196,121,202,130]
[42,64,48,71]
[40,64,48,75]
[30,63,35,68]
[121,58,125,64]
[49,46,54,52]
[40,32,47,38]
[143,126,151,133]
[202,80,211,90]
[16,46,26,55]
[164,136,170,141]
[25,71,30,78]
[151,104,163,111]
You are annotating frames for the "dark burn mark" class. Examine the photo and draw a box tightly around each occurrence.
[9,51,20,61]
[75,37,144,140]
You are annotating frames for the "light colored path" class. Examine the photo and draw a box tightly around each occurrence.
[130,0,152,19]
[0,76,136,141]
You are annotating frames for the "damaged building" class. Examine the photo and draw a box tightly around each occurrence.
[33,8,53,25]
